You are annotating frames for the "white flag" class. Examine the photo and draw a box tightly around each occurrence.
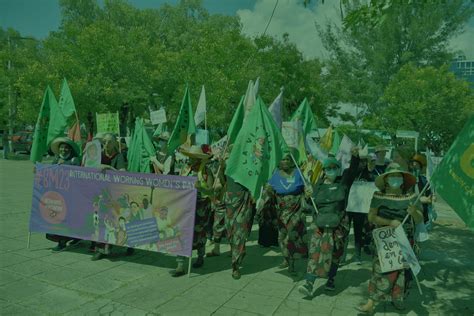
[194,85,206,127]
[336,135,354,170]
[306,134,328,162]
[394,225,421,276]
[268,88,283,129]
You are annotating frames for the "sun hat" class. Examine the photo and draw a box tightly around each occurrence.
[410,153,427,167]
[50,137,80,157]
[179,145,211,160]
[375,162,416,191]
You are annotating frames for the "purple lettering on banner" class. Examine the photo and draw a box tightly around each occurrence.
[30,163,197,257]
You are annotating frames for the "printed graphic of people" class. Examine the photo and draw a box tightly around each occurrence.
[129,201,144,222]
[104,218,116,244]
[115,216,127,246]
[154,206,177,240]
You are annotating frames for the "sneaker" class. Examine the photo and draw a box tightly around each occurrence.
[325,278,335,291]
[232,268,241,280]
[170,269,186,277]
[298,281,313,297]
[91,252,105,261]
[52,243,66,252]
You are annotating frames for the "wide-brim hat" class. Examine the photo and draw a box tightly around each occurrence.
[50,137,80,157]
[375,162,416,191]
[179,145,211,160]
[410,153,427,167]
[374,145,388,153]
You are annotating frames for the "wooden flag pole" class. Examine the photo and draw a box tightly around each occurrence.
[401,181,430,226]
[187,256,192,278]
[290,154,319,215]
[27,232,31,249]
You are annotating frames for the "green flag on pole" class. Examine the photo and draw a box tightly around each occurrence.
[225,97,287,198]
[430,116,474,229]
[30,86,57,163]
[58,78,77,118]
[290,98,318,136]
[167,86,196,154]
[127,118,156,173]
[227,96,245,146]
[331,129,341,155]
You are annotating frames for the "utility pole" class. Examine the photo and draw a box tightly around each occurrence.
[7,36,12,152]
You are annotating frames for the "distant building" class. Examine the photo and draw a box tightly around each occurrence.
[449,55,474,86]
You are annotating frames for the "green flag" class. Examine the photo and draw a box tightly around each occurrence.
[225,97,287,198]
[30,86,57,163]
[167,86,196,154]
[331,129,341,155]
[47,78,78,146]
[227,96,245,145]
[127,118,156,173]
[58,78,76,118]
[430,116,474,229]
[290,98,318,136]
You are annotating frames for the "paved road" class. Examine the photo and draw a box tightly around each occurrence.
[0,159,473,315]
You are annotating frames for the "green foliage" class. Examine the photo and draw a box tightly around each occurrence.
[319,0,473,115]
[380,64,474,154]
[1,0,326,134]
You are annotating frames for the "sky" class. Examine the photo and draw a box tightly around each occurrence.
[1,0,473,60]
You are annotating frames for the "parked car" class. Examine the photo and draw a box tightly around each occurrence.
[12,131,33,153]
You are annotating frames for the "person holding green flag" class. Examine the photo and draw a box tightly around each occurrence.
[299,148,360,296]
[167,86,196,155]
[224,97,286,279]
[258,148,313,274]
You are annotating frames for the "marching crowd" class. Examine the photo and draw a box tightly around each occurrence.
[43,130,435,314]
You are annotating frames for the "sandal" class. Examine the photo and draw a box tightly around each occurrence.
[356,304,374,315]
[232,269,241,280]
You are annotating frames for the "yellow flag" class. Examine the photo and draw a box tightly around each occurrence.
[309,126,334,184]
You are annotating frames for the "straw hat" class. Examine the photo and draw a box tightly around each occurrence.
[375,162,416,191]
[410,153,427,167]
[179,145,211,160]
[374,145,388,153]
[50,137,80,157]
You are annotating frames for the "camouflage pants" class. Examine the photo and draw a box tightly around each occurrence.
[211,202,227,243]
[225,186,254,269]
[193,198,211,252]
[306,215,349,278]
[276,194,308,259]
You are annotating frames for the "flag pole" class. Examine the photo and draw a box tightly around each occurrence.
[290,154,319,215]
[188,256,192,278]
[401,182,430,226]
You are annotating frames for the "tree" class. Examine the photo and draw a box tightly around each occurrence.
[3,0,329,137]
[379,64,474,154]
[318,1,473,117]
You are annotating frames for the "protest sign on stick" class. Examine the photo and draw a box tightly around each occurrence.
[150,108,167,125]
[96,112,120,135]
[372,226,405,273]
